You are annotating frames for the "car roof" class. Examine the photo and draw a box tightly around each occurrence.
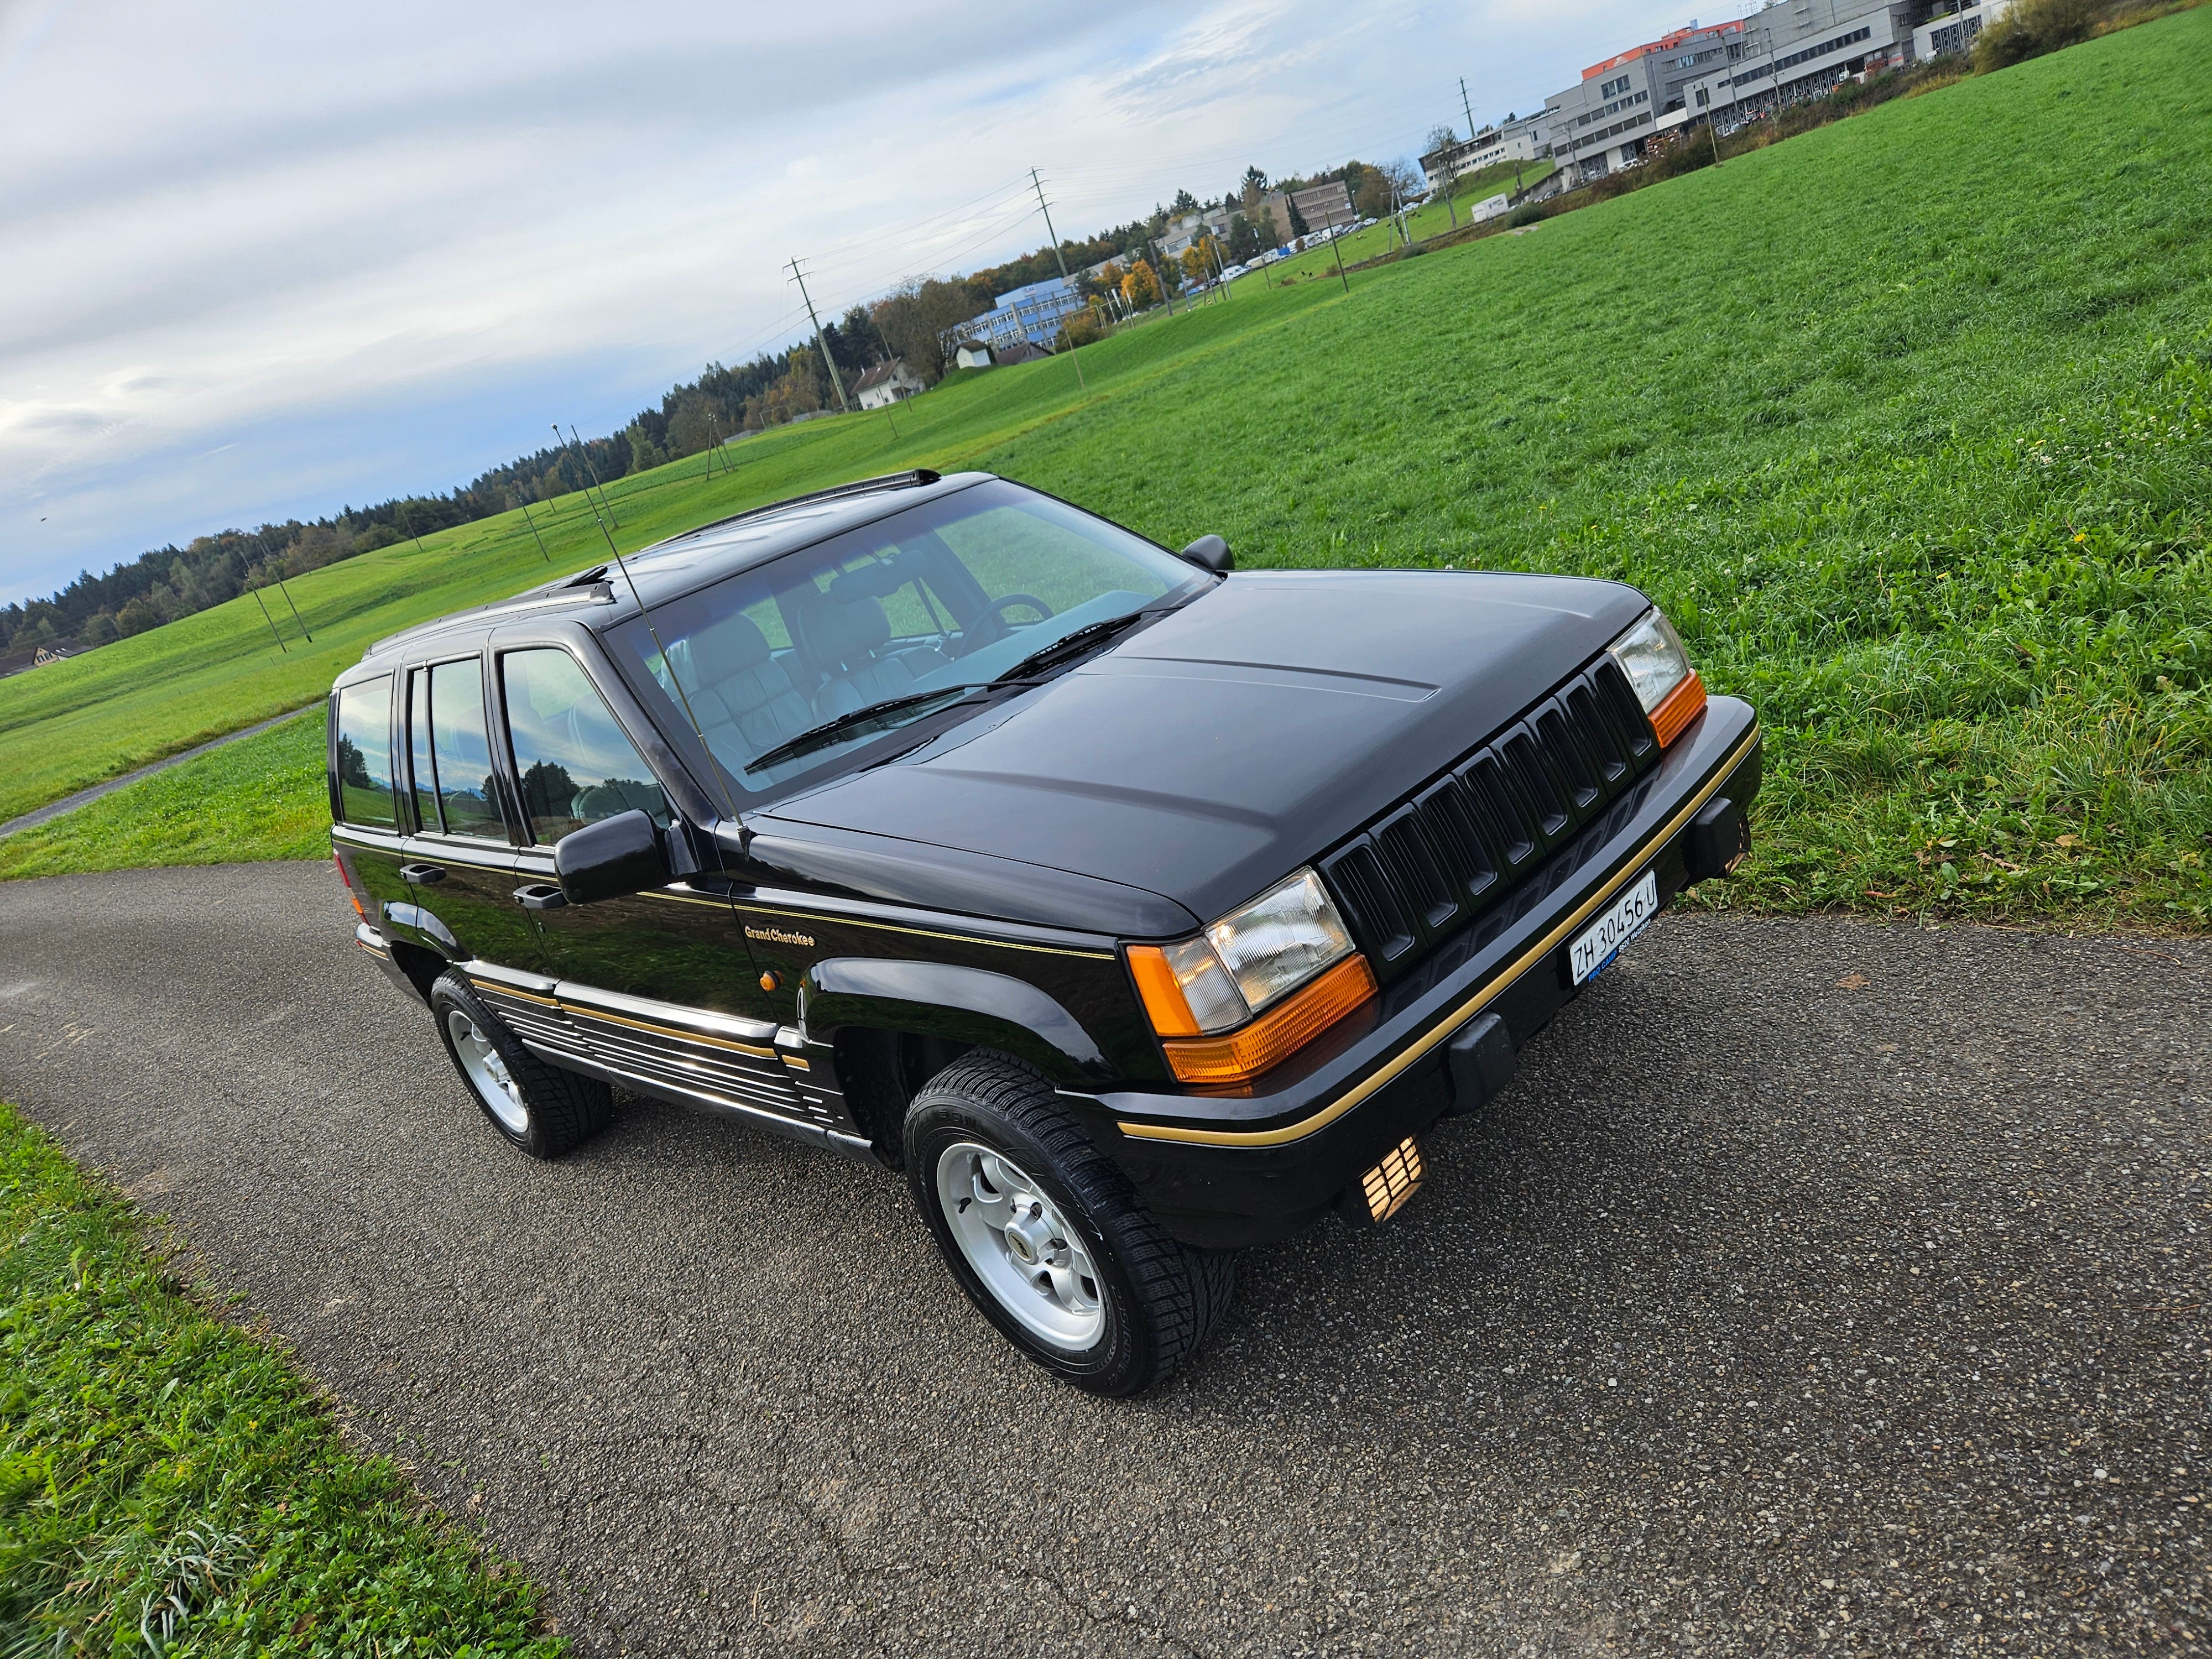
[352,468,993,672]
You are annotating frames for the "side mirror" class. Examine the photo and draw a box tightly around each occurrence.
[1180,534,1234,574]
[554,808,669,905]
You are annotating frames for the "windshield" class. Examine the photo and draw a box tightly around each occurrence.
[605,479,1203,801]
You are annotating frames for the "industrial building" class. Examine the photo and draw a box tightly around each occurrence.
[1546,1,2004,186]
[934,275,1084,362]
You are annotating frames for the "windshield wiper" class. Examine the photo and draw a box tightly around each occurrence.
[743,684,992,774]
[996,610,1154,684]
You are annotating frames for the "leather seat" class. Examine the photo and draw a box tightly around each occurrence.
[804,593,950,719]
[679,611,817,775]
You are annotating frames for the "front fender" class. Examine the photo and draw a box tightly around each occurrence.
[804,957,1109,1084]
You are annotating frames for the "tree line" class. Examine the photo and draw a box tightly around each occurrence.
[2,155,1414,662]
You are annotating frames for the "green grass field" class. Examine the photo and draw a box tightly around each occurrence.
[0,710,330,882]
[1257,160,1559,285]
[4,11,2209,922]
[0,1101,564,1653]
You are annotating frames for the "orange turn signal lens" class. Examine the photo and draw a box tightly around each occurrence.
[1650,671,1706,748]
[1126,945,1203,1037]
[1160,955,1377,1086]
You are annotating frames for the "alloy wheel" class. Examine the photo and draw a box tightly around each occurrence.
[935,1141,1104,1350]
[447,1009,529,1134]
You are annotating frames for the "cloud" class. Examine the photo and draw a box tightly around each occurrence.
[0,0,1713,607]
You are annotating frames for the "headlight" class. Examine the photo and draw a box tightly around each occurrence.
[1606,607,1705,747]
[1127,869,1375,1085]
[1206,869,1353,1014]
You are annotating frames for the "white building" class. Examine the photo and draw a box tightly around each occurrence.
[1912,0,2014,58]
[852,359,923,410]
[1419,113,1552,194]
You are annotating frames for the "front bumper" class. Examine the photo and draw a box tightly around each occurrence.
[1092,696,1762,1249]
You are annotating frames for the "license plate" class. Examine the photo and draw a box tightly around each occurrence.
[1569,870,1660,985]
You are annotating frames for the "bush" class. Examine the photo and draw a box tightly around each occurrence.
[1975,0,2109,67]
[1058,310,1108,349]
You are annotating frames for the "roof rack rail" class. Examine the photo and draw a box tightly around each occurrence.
[644,468,944,550]
[369,581,613,654]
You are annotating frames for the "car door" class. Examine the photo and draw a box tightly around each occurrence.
[393,650,546,977]
[494,641,838,1130]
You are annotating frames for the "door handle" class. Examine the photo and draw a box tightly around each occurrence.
[399,863,447,884]
[513,883,568,911]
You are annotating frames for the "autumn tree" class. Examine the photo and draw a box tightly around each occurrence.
[872,276,988,384]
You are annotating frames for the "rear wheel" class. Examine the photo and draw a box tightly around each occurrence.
[429,971,612,1159]
[905,1053,1233,1395]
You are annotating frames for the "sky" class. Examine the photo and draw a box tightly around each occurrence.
[1,0,1724,609]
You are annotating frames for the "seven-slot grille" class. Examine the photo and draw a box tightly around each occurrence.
[1317,653,1659,982]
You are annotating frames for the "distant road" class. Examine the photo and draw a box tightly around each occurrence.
[2,863,2205,1656]
[0,704,316,841]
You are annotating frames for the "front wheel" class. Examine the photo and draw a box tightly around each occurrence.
[904,1054,1233,1395]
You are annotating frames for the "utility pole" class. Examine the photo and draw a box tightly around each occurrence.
[564,425,620,528]
[1459,76,1479,211]
[518,496,551,561]
[1030,168,1088,394]
[1323,191,1352,296]
[1146,238,1176,316]
[554,425,617,534]
[276,576,312,641]
[787,258,851,414]
[250,587,289,653]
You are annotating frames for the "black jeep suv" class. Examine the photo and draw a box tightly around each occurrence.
[329,469,1759,1394]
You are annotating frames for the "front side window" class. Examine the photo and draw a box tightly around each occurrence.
[333,676,395,827]
[604,479,1204,800]
[503,648,669,846]
[429,659,503,837]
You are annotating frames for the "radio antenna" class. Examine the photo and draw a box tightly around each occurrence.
[552,423,742,825]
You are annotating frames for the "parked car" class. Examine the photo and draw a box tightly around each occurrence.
[328,470,1759,1394]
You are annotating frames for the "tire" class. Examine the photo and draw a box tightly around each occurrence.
[904,1053,1234,1396]
[429,970,613,1160]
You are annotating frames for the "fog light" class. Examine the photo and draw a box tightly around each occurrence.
[1359,1136,1424,1224]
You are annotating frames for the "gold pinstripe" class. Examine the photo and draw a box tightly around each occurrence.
[1115,722,1761,1149]
[740,902,1115,961]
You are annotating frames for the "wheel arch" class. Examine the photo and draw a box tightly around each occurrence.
[805,957,1109,1086]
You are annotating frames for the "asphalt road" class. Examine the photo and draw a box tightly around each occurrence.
[2,863,2205,1656]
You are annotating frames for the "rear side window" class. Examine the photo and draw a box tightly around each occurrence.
[503,648,669,846]
[332,677,396,827]
[428,659,503,837]
[406,669,439,831]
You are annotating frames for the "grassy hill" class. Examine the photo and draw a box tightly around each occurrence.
[5,9,2208,923]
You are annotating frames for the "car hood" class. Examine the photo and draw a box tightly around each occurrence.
[755,570,1650,932]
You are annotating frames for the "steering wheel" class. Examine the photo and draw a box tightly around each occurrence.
[952,592,1054,659]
